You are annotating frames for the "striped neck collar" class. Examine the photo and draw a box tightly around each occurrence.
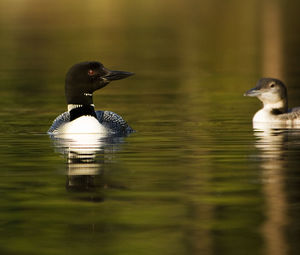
[68,104,95,112]
[68,104,97,121]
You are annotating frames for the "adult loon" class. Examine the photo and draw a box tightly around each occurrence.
[48,61,134,135]
[244,78,300,124]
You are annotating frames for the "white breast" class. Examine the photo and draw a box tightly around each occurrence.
[253,108,300,128]
[58,116,107,134]
[253,109,274,123]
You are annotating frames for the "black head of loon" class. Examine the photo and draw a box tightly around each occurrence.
[244,78,288,113]
[65,61,134,105]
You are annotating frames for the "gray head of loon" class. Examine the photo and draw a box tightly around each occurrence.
[65,61,134,105]
[244,78,288,113]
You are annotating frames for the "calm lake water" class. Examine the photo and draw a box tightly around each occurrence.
[1,0,300,254]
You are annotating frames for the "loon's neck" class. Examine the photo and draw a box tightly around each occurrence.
[263,99,288,114]
[68,104,97,121]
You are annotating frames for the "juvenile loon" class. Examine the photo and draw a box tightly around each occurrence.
[48,61,134,134]
[244,78,300,124]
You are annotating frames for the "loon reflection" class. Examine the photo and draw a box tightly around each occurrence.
[50,132,128,199]
[253,125,300,255]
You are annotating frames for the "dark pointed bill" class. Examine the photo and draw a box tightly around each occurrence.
[244,87,261,97]
[105,70,134,81]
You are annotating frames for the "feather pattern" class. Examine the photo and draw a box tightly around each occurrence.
[277,108,300,121]
[48,110,134,134]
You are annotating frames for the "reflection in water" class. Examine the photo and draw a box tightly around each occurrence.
[258,14,297,255]
[254,126,287,255]
[50,133,127,199]
[253,126,300,255]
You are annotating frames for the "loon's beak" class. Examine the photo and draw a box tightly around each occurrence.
[244,87,262,97]
[104,69,134,81]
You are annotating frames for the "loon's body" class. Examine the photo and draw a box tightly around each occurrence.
[244,78,300,124]
[48,109,133,134]
[48,61,134,135]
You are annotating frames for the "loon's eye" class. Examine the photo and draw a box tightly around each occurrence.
[270,84,275,88]
[88,69,95,76]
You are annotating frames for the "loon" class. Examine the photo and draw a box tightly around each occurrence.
[48,61,134,134]
[244,78,300,124]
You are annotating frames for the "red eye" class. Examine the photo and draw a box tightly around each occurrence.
[88,69,95,76]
